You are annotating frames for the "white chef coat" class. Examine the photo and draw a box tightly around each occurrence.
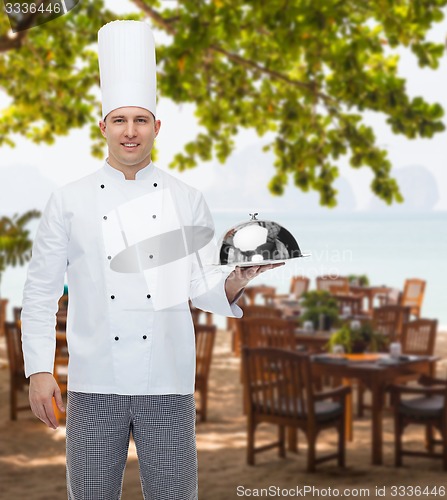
[21,161,242,395]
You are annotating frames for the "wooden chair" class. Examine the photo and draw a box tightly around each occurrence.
[233,305,283,356]
[390,375,447,470]
[239,317,296,351]
[356,305,411,416]
[189,301,213,326]
[242,347,350,472]
[274,276,310,301]
[195,324,216,422]
[0,298,8,337]
[400,279,426,318]
[401,319,437,358]
[244,285,277,306]
[394,319,438,386]
[372,304,411,343]
[316,276,349,294]
[4,321,30,420]
[333,293,363,317]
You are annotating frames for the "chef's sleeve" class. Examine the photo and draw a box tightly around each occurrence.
[189,192,243,318]
[21,190,68,378]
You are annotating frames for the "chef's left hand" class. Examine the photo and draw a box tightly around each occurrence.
[225,262,285,303]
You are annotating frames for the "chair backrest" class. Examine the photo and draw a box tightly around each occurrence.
[190,301,213,326]
[13,307,22,323]
[0,298,8,337]
[241,305,283,319]
[334,294,363,316]
[242,347,315,420]
[401,319,437,356]
[244,285,276,305]
[239,317,296,350]
[289,276,310,297]
[373,304,411,340]
[4,321,26,382]
[316,276,349,294]
[195,324,216,380]
[401,279,426,317]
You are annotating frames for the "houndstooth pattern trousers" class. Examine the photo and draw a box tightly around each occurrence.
[66,391,198,500]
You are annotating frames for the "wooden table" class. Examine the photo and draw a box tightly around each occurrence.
[312,353,437,465]
[294,329,331,353]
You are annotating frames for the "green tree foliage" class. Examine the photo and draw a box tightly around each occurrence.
[0,0,446,206]
[0,210,41,296]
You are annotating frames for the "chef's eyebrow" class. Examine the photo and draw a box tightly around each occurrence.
[110,114,151,119]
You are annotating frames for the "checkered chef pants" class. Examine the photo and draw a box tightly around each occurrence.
[66,391,198,500]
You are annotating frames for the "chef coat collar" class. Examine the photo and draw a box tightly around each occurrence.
[104,159,155,181]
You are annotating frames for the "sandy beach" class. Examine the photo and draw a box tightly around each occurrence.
[1,328,446,500]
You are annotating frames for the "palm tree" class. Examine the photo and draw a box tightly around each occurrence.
[0,209,41,297]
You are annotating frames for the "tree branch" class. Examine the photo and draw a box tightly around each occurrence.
[210,45,335,104]
[0,32,26,53]
[0,0,46,53]
[132,0,335,105]
[130,0,176,34]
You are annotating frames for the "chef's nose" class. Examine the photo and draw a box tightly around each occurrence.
[125,122,137,138]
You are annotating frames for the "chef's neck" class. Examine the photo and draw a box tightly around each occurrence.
[106,158,152,180]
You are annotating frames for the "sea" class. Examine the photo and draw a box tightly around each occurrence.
[2,211,446,328]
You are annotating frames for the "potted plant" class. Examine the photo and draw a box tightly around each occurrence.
[327,321,388,353]
[300,290,339,331]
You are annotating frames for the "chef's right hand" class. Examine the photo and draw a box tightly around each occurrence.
[29,372,65,429]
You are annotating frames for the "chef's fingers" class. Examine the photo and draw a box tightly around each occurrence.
[30,399,58,429]
[257,262,285,274]
[53,385,65,413]
[42,399,59,429]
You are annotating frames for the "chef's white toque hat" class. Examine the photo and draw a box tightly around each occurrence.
[98,20,157,120]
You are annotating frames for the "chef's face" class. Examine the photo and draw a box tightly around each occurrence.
[99,106,161,173]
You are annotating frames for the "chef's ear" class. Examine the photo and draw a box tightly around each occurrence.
[154,119,161,137]
[99,119,107,138]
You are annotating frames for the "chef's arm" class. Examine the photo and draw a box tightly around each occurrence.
[21,190,68,428]
[224,263,285,303]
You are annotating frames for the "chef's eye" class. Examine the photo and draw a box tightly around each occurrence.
[136,118,148,123]
[113,119,124,123]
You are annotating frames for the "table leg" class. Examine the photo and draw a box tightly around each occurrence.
[371,382,384,465]
[343,377,353,442]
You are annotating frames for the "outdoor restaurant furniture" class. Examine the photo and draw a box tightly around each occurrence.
[242,347,350,472]
[232,305,283,356]
[273,276,310,301]
[332,292,364,317]
[239,317,296,351]
[390,374,447,470]
[372,304,411,341]
[312,352,438,465]
[349,284,393,316]
[400,278,426,318]
[402,319,438,358]
[4,321,30,420]
[394,319,439,387]
[190,301,213,326]
[357,304,411,415]
[316,275,349,294]
[0,298,8,336]
[244,285,277,306]
[195,324,216,422]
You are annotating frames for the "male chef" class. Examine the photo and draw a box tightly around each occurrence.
[21,20,282,500]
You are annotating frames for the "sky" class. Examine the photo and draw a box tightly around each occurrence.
[0,1,446,215]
